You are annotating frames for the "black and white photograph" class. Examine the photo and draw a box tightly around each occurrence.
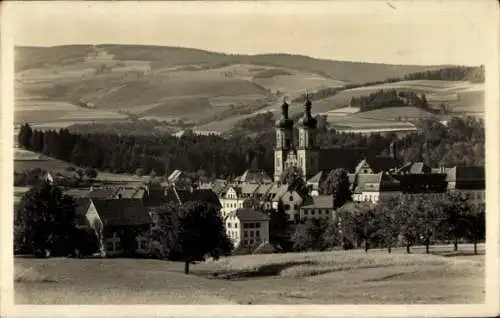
[1,0,499,316]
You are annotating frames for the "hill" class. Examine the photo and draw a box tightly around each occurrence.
[16,45,447,84]
[14,45,477,132]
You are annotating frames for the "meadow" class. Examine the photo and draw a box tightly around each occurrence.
[14,245,484,304]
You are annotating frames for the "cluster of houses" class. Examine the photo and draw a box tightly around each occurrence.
[15,97,485,257]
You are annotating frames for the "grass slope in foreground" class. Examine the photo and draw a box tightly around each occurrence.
[15,247,484,304]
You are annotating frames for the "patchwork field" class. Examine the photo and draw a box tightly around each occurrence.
[14,46,484,133]
[14,99,127,128]
[14,245,484,304]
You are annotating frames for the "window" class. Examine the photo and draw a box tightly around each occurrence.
[311,210,315,215]
[284,204,291,210]
[255,223,260,228]
[235,223,238,228]
[289,195,294,201]
[227,223,232,228]
[250,231,254,237]
[304,210,308,215]
[244,232,248,237]
[256,231,260,237]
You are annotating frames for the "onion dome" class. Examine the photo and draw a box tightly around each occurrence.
[298,93,317,128]
[275,99,294,129]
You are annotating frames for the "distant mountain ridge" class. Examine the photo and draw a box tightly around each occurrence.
[15,44,455,84]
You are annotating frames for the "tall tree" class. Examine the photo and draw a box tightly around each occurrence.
[15,181,78,257]
[374,197,401,253]
[177,201,232,274]
[150,201,232,274]
[443,192,472,251]
[320,168,352,208]
[465,203,485,255]
[280,166,309,199]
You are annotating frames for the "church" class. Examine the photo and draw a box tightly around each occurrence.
[273,95,399,182]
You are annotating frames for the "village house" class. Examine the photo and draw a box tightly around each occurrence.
[234,169,273,184]
[271,184,305,222]
[218,183,261,218]
[445,166,485,204]
[224,208,270,249]
[74,198,153,257]
[351,172,401,203]
[164,185,221,210]
[299,195,335,221]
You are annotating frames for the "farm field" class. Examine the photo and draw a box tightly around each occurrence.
[14,45,484,133]
[14,245,484,304]
[13,147,149,184]
[14,99,127,127]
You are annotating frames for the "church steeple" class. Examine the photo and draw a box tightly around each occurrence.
[275,98,293,129]
[298,92,317,129]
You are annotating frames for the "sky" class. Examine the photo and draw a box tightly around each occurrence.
[5,1,497,66]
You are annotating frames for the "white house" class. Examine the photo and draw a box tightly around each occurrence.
[225,208,270,249]
[219,186,245,218]
[351,172,401,203]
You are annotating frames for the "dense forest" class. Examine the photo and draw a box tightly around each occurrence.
[349,89,430,112]
[403,66,485,83]
[17,116,484,180]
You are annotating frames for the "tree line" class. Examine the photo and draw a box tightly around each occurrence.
[349,89,429,112]
[290,193,485,255]
[403,66,485,83]
[17,115,484,182]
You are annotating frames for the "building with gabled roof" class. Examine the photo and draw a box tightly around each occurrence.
[271,184,305,222]
[225,208,270,249]
[351,172,401,203]
[445,166,485,204]
[74,197,153,257]
[165,186,221,209]
[235,169,273,184]
[300,195,335,221]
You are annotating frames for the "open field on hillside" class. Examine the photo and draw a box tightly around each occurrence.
[15,245,484,304]
[14,99,127,126]
[13,147,149,183]
[253,73,345,94]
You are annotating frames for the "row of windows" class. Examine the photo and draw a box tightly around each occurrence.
[243,230,260,238]
[243,222,261,229]
[241,237,261,247]
[227,222,238,228]
[105,234,148,252]
[224,202,243,209]
[302,209,332,216]
[283,204,299,210]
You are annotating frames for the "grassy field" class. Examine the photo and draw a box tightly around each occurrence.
[14,246,484,305]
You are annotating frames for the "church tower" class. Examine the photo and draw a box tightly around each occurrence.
[297,94,319,179]
[274,99,294,181]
